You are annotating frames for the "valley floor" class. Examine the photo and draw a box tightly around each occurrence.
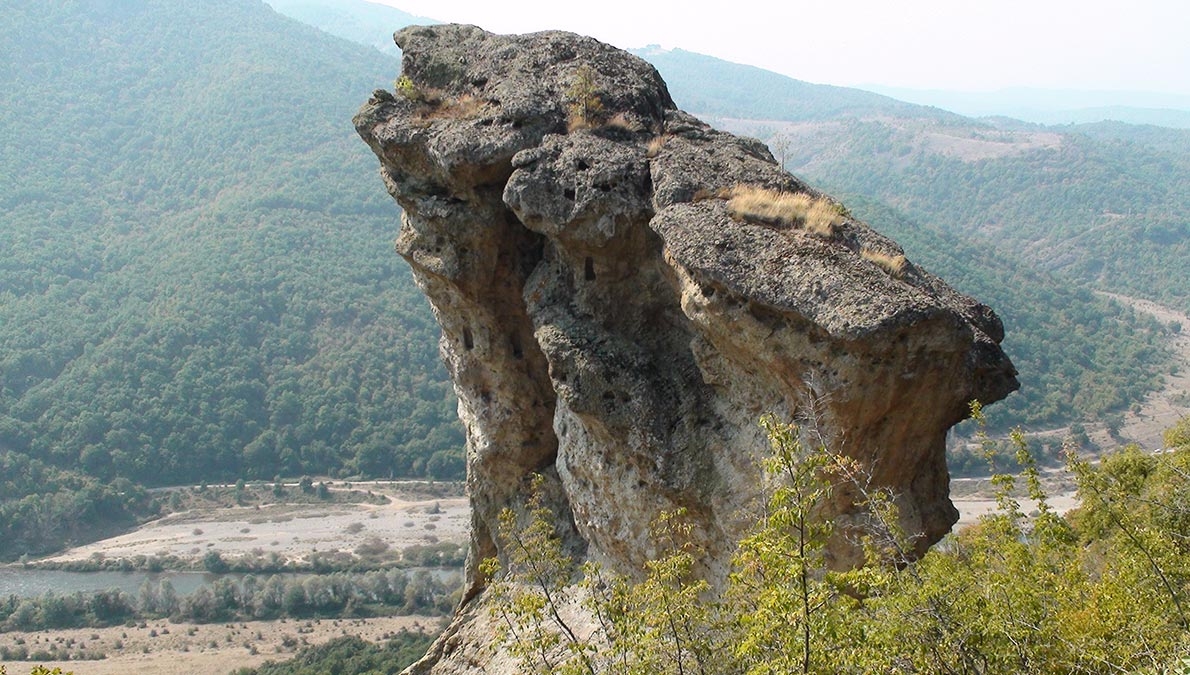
[950,469,1080,528]
[37,482,469,569]
[0,614,443,675]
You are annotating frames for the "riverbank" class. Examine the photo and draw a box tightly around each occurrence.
[28,482,468,571]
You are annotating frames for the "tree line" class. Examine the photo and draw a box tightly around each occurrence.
[0,568,458,636]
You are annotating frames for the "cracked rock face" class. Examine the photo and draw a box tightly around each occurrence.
[355,24,1018,674]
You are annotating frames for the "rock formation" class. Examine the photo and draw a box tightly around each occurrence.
[355,24,1018,673]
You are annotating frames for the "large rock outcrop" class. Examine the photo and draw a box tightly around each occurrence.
[355,25,1017,673]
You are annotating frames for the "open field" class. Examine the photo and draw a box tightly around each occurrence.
[37,482,469,569]
[950,469,1081,529]
[0,614,444,675]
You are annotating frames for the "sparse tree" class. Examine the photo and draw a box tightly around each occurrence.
[565,66,605,131]
[768,132,791,170]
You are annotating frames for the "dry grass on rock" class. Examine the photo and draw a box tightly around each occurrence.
[860,248,908,279]
[726,185,841,237]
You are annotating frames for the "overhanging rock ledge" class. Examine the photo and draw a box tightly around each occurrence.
[354,24,1018,674]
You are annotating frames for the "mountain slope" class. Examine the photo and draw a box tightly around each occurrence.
[863,85,1190,128]
[630,46,956,122]
[264,0,436,56]
[0,0,462,494]
[835,195,1170,434]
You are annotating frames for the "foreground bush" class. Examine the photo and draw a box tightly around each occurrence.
[484,411,1190,674]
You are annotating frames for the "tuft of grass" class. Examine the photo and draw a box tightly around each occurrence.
[395,74,488,122]
[416,92,486,121]
[860,248,908,278]
[692,186,730,202]
[727,185,842,237]
[604,112,645,133]
[646,134,670,157]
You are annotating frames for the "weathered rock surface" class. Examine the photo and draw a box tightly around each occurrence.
[355,24,1018,674]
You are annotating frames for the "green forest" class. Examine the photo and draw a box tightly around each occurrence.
[233,633,434,675]
[839,195,1173,431]
[0,0,462,495]
[0,0,467,560]
[764,117,1190,314]
[0,568,456,636]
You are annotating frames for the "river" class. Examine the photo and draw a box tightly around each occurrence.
[0,568,225,598]
[0,566,462,600]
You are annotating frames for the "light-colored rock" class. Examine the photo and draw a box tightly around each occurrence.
[354,25,1018,674]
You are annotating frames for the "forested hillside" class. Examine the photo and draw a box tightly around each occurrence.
[0,0,462,498]
[771,119,1185,429]
[837,196,1169,431]
[631,46,954,122]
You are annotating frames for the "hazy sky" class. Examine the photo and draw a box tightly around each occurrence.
[365,0,1190,96]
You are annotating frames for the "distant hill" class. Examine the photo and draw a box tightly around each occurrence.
[864,85,1190,128]
[711,115,1190,316]
[586,48,1190,317]
[265,0,435,56]
[1070,120,1190,155]
[629,45,956,123]
[1045,106,1190,129]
